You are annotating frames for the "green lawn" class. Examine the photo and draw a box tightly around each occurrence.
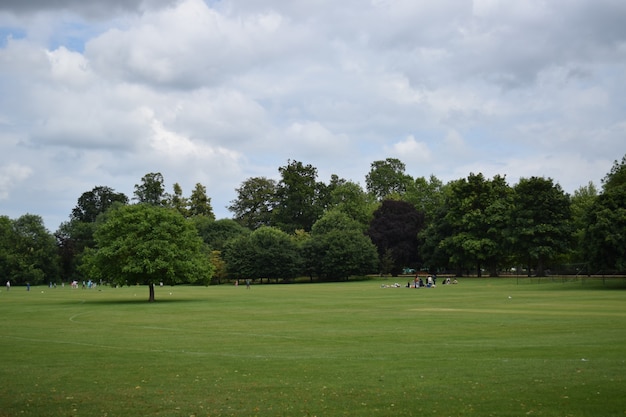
[1,278,625,417]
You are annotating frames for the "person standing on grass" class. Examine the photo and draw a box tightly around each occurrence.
[5,280,9,291]
[246,279,251,289]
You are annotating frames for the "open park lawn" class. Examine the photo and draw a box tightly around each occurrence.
[1,277,625,417]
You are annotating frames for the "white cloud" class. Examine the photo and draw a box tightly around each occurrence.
[0,0,625,229]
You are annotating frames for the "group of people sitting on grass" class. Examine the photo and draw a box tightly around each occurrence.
[406,275,457,288]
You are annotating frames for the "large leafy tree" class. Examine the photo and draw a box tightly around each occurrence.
[1,214,59,285]
[404,175,445,223]
[223,226,300,283]
[326,180,377,230]
[436,174,513,277]
[57,186,129,280]
[273,160,325,232]
[365,158,412,201]
[228,176,277,230]
[510,177,572,276]
[367,199,425,275]
[134,172,167,206]
[569,182,598,265]
[81,204,213,301]
[71,186,129,223]
[583,156,626,272]
[303,210,378,280]
[193,217,250,252]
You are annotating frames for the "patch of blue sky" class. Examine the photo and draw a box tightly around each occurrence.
[47,20,105,53]
[0,26,26,47]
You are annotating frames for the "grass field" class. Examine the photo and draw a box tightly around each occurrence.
[1,278,625,417]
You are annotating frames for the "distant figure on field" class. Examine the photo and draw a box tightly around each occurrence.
[26,282,30,291]
[246,279,251,289]
[6,280,10,291]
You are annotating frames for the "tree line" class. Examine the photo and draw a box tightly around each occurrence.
[1,155,625,299]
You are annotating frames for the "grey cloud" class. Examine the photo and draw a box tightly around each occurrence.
[0,0,177,18]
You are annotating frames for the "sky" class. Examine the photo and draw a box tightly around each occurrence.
[1,0,625,231]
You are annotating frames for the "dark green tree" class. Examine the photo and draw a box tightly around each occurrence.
[273,160,325,232]
[71,186,129,223]
[228,176,277,230]
[168,183,189,217]
[223,226,300,283]
[568,182,598,265]
[81,204,213,301]
[327,180,377,230]
[510,177,572,276]
[583,156,626,272]
[365,158,412,201]
[134,172,167,206]
[303,210,378,280]
[404,175,444,223]
[193,217,250,252]
[3,214,60,285]
[57,186,128,281]
[189,183,215,219]
[436,174,513,277]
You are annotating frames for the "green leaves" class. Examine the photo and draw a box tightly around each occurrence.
[82,204,213,299]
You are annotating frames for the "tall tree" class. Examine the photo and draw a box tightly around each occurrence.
[168,183,189,217]
[303,210,378,280]
[3,214,60,285]
[365,158,412,201]
[228,176,277,230]
[58,186,128,280]
[404,175,444,223]
[569,182,598,265]
[327,180,377,230]
[223,226,300,283]
[367,199,425,275]
[81,204,213,301]
[134,172,167,206]
[511,177,572,276]
[193,217,250,252]
[436,174,513,277]
[188,183,215,219]
[71,186,129,223]
[273,160,324,232]
[583,156,626,272]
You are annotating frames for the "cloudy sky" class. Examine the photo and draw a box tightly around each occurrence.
[1,0,625,231]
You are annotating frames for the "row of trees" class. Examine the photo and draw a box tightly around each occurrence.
[1,155,625,300]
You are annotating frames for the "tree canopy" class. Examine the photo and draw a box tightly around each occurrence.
[81,204,213,301]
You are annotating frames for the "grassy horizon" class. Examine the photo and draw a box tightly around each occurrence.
[1,278,625,416]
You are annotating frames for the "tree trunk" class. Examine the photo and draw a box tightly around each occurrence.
[148,283,155,302]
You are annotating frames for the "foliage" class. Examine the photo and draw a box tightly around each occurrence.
[303,210,379,280]
[367,199,424,275]
[81,204,213,301]
[584,155,626,272]
[435,174,513,276]
[510,177,572,276]
[273,160,326,232]
[188,183,215,219]
[327,180,377,230]
[365,158,412,200]
[568,182,598,263]
[223,226,300,283]
[71,185,129,223]
[228,176,277,229]
[0,214,59,285]
[193,217,250,252]
[404,174,444,222]
[133,172,167,206]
